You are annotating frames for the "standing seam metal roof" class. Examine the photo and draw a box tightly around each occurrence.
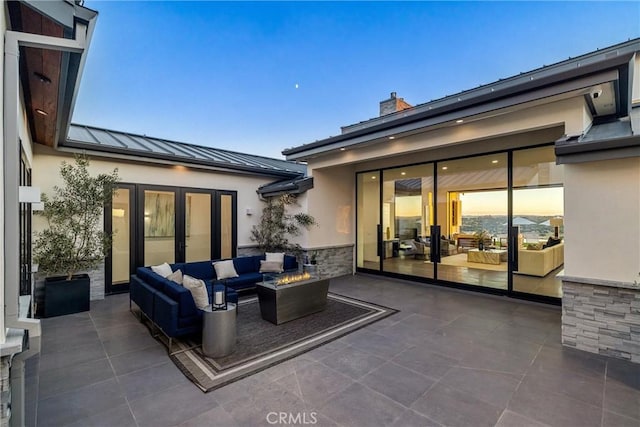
[65,124,307,178]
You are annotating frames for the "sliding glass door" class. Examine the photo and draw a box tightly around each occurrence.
[357,172,380,270]
[512,146,564,298]
[436,153,508,290]
[381,164,434,279]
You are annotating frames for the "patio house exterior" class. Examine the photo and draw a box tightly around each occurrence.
[284,39,640,362]
[0,1,310,424]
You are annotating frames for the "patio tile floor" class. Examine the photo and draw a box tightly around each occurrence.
[27,274,640,426]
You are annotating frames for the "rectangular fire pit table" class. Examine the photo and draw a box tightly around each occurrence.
[256,273,330,325]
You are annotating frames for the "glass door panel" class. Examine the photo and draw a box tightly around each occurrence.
[382,164,434,278]
[185,192,211,262]
[436,153,508,289]
[144,190,176,265]
[111,188,131,287]
[357,172,380,269]
[220,194,234,259]
[512,146,564,297]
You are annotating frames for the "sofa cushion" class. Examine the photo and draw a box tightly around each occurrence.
[137,267,166,291]
[225,272,262,290]
[233,256,257,275]
[283,255,298,271]
[259,260,283,273]
[182,275,209,309]
[184,261,214,281]
[214,260,239,279]
[151,262,173,278]
[166,269,183,285]
[161,279,199,317]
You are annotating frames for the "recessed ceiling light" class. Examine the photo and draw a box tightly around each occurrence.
[456,119,464,124]
[492,160,499,164]
[35,108,48,116]
[340,148,346,151]
[442,166,448,170]
[33,72,51,84]
[388,136,395,140]
[401,172,406,176]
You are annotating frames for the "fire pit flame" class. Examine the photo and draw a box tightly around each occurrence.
[276,271,312,285]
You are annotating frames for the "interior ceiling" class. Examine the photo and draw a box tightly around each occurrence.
[12,2,65,147]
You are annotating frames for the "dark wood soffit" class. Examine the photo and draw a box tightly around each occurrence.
[18,2,64,147]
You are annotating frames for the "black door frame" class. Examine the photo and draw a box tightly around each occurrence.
[355,143,561,305]
[105,183,237,295]
[105,183,136,295]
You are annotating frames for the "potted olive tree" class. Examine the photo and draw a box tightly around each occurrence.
[33,155,119,317]
[250,193,316,264]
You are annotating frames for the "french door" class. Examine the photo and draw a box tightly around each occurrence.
[106,184,236,294]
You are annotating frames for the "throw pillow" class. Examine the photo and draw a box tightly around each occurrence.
[259,260,283,273]
[213,260,239,280]
[151,262,173,278]
[166,269,183,285]
[265,252,285,264]
[182,274,209,309]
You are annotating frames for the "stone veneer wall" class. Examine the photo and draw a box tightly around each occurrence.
[562,279,640,363]
[238,244,354,278]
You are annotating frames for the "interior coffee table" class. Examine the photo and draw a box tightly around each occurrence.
[256,273,329,325]
[202,303,236,357]
[467,249,508,265]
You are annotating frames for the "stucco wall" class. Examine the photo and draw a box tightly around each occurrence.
[32,148,277,247]
[306,165,355,249]
[564,157,640,283]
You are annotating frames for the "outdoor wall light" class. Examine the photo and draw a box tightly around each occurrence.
[442,166,448,170]
[18,186,41,204]
[492,160,499,164]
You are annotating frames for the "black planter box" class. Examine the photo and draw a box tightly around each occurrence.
[44,274,90,318]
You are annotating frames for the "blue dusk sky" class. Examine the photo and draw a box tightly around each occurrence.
[74,1,640,159]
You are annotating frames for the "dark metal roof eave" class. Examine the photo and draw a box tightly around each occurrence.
[283,42,638,157]
[555,134,640,163]
[257,176,314,197]
[62,140,304,179]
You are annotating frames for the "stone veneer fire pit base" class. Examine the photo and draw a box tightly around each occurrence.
[562,277,640,363]
[256,277,330,325]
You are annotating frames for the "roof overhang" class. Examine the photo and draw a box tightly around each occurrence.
[257,176,314,198]
[555,107,640,164]
[8,0,98,148]
[284,39,639,162]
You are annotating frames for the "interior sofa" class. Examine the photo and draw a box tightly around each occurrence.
[129,254,298,349]
[517,242,564,277]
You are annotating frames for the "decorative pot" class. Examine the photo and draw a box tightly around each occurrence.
[44,274,90,318]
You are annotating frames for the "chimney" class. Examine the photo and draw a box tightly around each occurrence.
[379,92,412,117]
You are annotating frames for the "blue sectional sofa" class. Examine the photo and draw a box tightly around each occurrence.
[129,254,298,350]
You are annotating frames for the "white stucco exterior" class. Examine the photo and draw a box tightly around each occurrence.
[564,158,640,283]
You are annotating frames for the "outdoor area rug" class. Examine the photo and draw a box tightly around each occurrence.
[168,293,398,392]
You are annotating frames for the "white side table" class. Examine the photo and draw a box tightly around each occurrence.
[202,303,236,357]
